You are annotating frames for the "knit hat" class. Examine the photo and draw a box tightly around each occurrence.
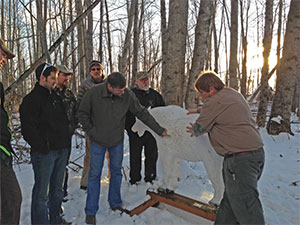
[89,60,103,71]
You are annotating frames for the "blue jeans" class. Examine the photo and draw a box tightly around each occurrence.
[31,149,69,225]
[85,141,123,215]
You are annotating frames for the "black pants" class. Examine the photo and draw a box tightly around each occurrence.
[129,131,158,183]
[0,159,22,225]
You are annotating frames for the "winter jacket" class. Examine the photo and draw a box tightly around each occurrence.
[78,81,165,147]
[77,76,104,106]
[195,87,264,156]
[0,82,13,166]
[54,87,77,135]
[19,83,71,154]
[125,87,165,138]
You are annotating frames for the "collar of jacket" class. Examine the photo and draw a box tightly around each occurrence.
[89,75,103,84]
[0,82,4,105]
[54,86,66,95]
[34,82,51,96]
[100,80,124,99]
[133,86,150,94]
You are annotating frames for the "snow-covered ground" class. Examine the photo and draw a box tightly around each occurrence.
[15,117,300,225]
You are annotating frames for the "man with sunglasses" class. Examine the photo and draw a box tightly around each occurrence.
[20,63,71,224]
[77,60,108,190]
[0,38,22,225]
[125,71,165,185]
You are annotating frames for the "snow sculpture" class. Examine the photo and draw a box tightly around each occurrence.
[132,105,224,205]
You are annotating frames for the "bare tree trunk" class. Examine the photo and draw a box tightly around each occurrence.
[105,0,113,73]
[119,0,137,75]
[69,0,77,92]
[213,0,221,74]
[99,0,103,63]
[267,0,300,135]
[131,0,140,87]
[75,0,86,82]
[229,0,238,90]
[161,0,188,106]
[1,0,4,37]
[60,0,68,64]
[30,0,37,60]
[277,0,283,64]
[239,0,250,97]
[256,0,274,127]
[85,0,93,75]
[160,0,168,94]
[185,0,214,109]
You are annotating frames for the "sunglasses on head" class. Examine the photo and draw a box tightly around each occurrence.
[91,68,101,71]
[41,63,52,75]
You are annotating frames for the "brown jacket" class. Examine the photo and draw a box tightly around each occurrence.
[195,87,263,156]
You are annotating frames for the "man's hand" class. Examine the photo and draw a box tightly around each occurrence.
[187,108,199,115]
[186,122,194,137]
[161,129,170,137]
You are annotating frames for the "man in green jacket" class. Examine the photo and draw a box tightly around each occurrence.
[78,72,169,225]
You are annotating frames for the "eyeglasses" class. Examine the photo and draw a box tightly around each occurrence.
[91,68,101,71]
[41,63,52,75]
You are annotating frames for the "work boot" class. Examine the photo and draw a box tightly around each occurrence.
[80,185,87,190]
[61,218,72,225]
[111,206,130,214]
[85,215,96,225]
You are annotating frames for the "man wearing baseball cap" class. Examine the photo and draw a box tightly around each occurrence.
[125,71,165,185]
[0,38,22,224]
[55,65,77,200]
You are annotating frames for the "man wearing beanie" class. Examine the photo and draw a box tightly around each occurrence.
[77,60,107,190]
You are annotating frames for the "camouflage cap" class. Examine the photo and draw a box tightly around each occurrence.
[0,38,15,59]
[56,65,73,75]
[136,71,149,80]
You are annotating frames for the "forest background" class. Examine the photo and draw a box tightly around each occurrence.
[0,0,299,135]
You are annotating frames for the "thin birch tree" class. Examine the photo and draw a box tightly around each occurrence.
[256,0,274,127]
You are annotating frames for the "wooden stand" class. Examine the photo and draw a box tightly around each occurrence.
[127,189,217,222]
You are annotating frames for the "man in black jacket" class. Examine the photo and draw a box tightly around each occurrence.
[125,71,165,184]
[0,38,22,225]
[19,63,71,225]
